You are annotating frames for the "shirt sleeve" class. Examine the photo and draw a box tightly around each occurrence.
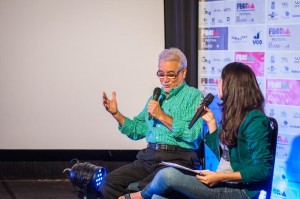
[204,128,221,160]
[118,98,150,140]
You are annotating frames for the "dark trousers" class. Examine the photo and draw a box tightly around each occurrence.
[99,146,200,199]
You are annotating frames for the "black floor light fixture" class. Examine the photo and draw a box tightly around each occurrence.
[63,159,106,198]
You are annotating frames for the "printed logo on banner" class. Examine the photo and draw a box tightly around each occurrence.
[268,27,292,50]
[293,111,300,119]
[280,56,289,63]
[290,124,300,129]
[279,55,290,73]
[284,11,290,18]
[276,145,288,160]
[281,2,289,8]
[267,55,277,74]
[235,52,264,76]
[294,1,300,8]
[253,32,263,45]
[279,119,289,129]
[269,108,275,117]
[231,35,248,43]
[269,27,291,36]
[199,77,220,96]
[278,135,289,145]
[266,79,300,106]
[235,2,263,24]
[224,8,231,12]
[199,86,219,97]
[267,65,277,74]
[291,56,300,73]
[280,110,288,118]
[271,1,276,10]
[272,187,288,198]
[203,8,212,15]
[268,12,278,20]
[200,77,219,85]
[236,2,255,11]
[294,56,300,63]
[275,162,287,173]
[199,56,210,75]
[213,9,225,25]
[282,7,290,19]
[199,27,228,50]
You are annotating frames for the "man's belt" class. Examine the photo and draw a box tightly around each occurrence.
[147,143,195,152]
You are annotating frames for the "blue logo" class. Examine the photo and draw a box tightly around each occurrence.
[253,32,263,45]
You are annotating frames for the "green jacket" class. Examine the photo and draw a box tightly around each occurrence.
[204,110,274,198]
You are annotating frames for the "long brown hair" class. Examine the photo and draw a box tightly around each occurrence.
[219,62,264,146]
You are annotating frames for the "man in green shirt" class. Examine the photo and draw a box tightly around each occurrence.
[101,47,204,199]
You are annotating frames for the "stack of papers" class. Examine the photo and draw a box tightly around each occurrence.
[159,161,209,174]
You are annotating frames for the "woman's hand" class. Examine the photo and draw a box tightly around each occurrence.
[197,171,243,187]
[196,170,221,187]
[201,107,217,133]
[201,106,215,123]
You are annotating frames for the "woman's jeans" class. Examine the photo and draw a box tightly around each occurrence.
[141,167,250,199]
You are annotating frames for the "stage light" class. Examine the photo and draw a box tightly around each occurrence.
[64,159,106,193]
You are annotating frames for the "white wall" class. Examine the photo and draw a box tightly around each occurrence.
[0,0,164,149]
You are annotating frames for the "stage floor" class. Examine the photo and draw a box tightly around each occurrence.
[0,179,100,199]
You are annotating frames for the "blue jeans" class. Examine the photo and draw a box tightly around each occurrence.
[141,167,250,199]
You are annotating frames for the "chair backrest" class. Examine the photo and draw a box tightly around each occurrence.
[197,139,206,170]
[265,116,278,199]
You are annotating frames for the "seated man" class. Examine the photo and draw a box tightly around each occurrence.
[101,48,204,199]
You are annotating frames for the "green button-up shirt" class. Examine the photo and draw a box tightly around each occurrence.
[119,82,204,150]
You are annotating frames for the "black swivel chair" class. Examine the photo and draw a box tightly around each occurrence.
[265,116,278,199]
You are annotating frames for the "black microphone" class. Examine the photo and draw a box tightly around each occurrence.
[148,87,161,120]
[188,93,214,129]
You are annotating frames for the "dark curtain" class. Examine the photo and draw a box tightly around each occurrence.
[164,0,198,88]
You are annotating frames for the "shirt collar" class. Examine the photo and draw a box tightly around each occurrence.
[161,81,186,98]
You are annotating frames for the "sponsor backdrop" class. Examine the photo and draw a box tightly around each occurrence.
[198,0,300,198]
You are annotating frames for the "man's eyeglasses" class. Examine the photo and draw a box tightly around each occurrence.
[156,69,182,79]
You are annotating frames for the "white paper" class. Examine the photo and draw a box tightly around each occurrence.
[160,161,209,174]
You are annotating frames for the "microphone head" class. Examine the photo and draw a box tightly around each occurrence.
[203,93,214,106]
[152,87,161,101]
[153,87,161,95]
